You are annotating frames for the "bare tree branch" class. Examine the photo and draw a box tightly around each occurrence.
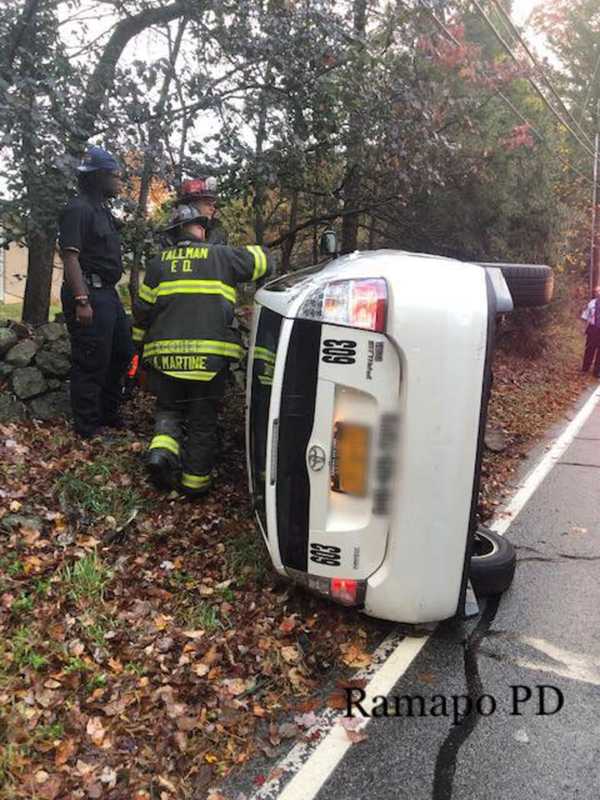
[73,0,206,146]
[266,195,399,249]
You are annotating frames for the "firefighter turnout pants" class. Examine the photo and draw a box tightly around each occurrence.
[147,368,227,495]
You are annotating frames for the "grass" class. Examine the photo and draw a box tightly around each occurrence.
[80,613,117,648]
[62,551,110,604]
[0,744,23,787]
[226,530,270,585]
[55,456,146,525]
[64,656,91,675]
[11,627,47,672]
[0,302,61,322]
[35,722,64,741]
[179,601,222,632]
[11,593,34,616]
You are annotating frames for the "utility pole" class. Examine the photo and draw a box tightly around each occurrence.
[590,101,600,293]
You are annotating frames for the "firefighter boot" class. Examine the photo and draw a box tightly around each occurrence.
[146,448,180,490]
[147,411,182,491]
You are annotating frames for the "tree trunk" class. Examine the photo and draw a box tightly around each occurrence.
[129,18,187,304]
[253,73,271,245]
[280,190,299,273]
[21,85,62,325]
[341,0,367,254]
[22,226,56,325]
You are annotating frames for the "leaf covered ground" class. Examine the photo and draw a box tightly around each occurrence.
[0,294,594,800]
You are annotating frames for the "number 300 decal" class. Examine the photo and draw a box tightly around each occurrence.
[310,542,341,566]
[322,339,357,365]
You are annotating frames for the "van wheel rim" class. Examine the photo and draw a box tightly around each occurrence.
[472,532,499,559]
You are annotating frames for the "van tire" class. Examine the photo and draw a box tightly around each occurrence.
[480,263,554,307]
[470,527,516,596]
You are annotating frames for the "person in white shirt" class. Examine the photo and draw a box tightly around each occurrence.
[581,286,600,376]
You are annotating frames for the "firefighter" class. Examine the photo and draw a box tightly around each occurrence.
[59,145,134,438]
[133,204,271,496]
[178,176,228,244]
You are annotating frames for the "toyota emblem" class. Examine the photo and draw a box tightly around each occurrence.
[307,445,327,472]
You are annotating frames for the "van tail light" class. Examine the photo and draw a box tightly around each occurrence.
[330,578,359,606]
[298,278,387,332]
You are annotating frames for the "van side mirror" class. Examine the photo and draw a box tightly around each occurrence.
[319,229,337,257]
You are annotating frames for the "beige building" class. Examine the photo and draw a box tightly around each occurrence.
[0,243,63,305]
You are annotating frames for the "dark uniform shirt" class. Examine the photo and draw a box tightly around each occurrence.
[58,194,123,285]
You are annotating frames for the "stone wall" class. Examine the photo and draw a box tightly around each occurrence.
[0,321,71,423]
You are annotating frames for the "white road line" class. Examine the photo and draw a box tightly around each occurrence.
[248,385,600,800]
[491,386,600,536]
[249,632,428,800]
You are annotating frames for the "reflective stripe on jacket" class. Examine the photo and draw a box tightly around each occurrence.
[133,239,271,381]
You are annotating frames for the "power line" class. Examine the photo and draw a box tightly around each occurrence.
[426,10,593,184]
[470,0,595,159]
[488,0,594,149]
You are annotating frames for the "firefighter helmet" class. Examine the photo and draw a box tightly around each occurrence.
[162,204,210,232]
[179,176,218,202]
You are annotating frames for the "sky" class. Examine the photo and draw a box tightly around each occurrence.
[512,0,539,26]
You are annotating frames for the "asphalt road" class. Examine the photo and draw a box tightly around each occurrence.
[224,391,600,800]
[315,396,600,800]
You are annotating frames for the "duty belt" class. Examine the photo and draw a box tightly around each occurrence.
[84,273,115,289]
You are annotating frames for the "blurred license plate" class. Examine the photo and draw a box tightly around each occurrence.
[331,423,369,496]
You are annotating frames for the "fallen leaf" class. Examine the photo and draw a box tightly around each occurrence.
[278,722,298,738]
[339,642,371,669]
[20,526,40,545]
[279,616,297,634]
[99,766,117,787]
[183,629,205,640]
[281,645,301,664]
[153,613,172,631]
[294,711,318,729]
[76,759,94,776]
[86,716,106,746]
[345,729,368,744]
[158,775,178,791]
[326,690,348,710]
[176,716,198,732]
[55,738,76,766]
[37,775,63,800]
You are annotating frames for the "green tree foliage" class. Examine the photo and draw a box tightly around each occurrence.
[0,0,595,322]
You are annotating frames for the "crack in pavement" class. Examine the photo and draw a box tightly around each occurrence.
[431,596,501,800]
[517,553,600,564]
[557,461,600,468]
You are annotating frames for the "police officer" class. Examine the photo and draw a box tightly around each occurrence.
[178,176,228,244]
[59,146,134,438]
[133,205,271,496]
